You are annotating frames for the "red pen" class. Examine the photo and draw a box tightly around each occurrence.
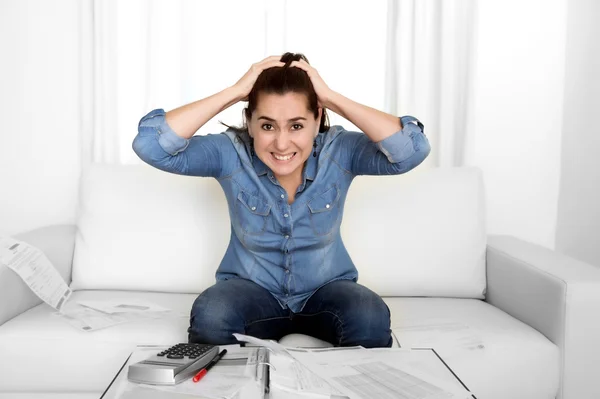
[192,349,227,383]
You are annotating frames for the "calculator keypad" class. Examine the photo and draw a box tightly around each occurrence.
[157,343,215,360]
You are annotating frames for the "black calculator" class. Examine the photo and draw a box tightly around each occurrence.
[127,343,219,385]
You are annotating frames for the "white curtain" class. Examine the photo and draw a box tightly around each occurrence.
[80,0,271,165]
[384,0,477,168]
[80,0,474,169]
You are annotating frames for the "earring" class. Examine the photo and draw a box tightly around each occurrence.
[313,138,317,157]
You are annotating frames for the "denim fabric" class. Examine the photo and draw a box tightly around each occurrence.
[132,108,430,313]
[187,278,394,348]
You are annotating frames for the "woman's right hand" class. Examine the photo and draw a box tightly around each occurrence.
[231,56,285,101]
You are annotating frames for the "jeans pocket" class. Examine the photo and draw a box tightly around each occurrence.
[235,190,271,235]
[307,185,341,236]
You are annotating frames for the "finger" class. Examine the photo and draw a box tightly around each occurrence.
[261,60,285,70]
[254,60,284,74]
[263,57,285,65]
[290,60,309,71]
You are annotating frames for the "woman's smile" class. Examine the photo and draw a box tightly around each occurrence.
[271,152,297,162]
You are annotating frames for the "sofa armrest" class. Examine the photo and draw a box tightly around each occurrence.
[485,234,600,399]
[0,224,76,327]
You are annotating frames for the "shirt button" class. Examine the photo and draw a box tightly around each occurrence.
[251,206,256,211]
[284,213,288,218]
[285,269,290,274]
[284,235,289,239]
[325,204,330,209]
[280,194,285,199]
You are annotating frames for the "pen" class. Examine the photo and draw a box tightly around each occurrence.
[192,349,227,383]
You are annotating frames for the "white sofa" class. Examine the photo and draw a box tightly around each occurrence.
[1,163,599,399]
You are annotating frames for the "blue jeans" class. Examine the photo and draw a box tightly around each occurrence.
[188,278,393,348]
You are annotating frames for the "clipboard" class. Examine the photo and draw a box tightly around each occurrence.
[256,346,271,397]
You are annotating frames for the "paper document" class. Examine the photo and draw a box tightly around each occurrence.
[232,334,340,397]
[232,332,293,357]
[233,334,346,397]
[269,352,345,397]
[52,302,129,332]
[53,300,186,332]
[286,347,474,399]
[78,299,170,314]
[392,319,485,357]
[77,299,175,320]
[0,236,72,311]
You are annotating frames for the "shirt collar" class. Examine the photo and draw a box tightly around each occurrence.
[252,152,269,176]
[303,151,318,181]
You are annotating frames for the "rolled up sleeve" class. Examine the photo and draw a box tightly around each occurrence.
[337,115,430,176]
[132,108,238,178]
[376,116,428,164]
[137,108,190,155]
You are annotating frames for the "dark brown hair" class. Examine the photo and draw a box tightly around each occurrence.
[220,52,331,144]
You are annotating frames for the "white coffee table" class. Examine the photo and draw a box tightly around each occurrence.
[101,345,477,399]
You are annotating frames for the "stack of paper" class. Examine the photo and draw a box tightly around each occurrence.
[285,347,473,399]
[233,334,475,399]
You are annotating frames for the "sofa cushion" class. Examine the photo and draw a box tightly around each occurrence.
[0,291,557,398]
[0,290,194,392]
[342,167,487,298]
[70,163,231,293]
[388,297,560,399]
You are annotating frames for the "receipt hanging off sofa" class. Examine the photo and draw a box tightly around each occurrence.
[0,236,72,311]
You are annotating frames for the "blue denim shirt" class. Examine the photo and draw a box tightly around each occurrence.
[132,108,431,312]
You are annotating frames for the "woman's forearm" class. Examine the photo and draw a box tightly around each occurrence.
[165,87,244,139]
[324,91,403,143]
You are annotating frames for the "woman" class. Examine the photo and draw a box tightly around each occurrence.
[133,53,430,348]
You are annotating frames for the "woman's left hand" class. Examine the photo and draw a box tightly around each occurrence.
[290,59,335,108]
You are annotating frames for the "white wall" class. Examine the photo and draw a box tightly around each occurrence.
[555,0,600,267]
[469,0,567,250]
[0,0,81,236]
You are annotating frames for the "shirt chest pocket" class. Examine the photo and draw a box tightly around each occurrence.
[307,185,341,236]
[235,191,271,235]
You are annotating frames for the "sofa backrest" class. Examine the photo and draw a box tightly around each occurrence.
[70,163,486,299]
[342,168,486,298]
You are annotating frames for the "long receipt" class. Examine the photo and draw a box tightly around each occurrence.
[0,236,72,311]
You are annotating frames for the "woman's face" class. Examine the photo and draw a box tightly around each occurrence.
[248,92,322,182]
